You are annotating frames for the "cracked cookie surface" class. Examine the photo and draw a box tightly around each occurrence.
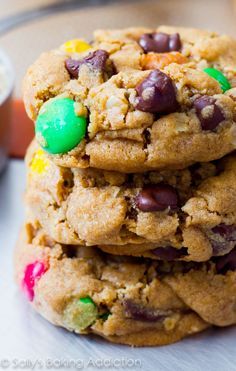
[25,141,236,262]
[15,223,236,346]
[23,26,236,172]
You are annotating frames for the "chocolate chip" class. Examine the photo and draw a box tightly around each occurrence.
[139,32,181,53]
[152,246,188,260]
[65,59,82,78]
[211,224,236,256]
[211,241,231,256]
[65,49,110,78]
[169,33,182,52]
[123,299,173,322]
[214,248,236,274]
[135,184,178,212]
[212,224,236,241]
[83,49,109,70]
[135,70,178,113]
[193,96,225,131]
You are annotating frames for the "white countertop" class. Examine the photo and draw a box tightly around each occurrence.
[1,160,236,371]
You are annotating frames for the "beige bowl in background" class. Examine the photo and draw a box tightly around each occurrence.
[0,49,14,173]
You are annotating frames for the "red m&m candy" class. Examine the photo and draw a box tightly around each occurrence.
[22,261,47,301]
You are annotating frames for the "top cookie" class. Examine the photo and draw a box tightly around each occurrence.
[23,26,236,172]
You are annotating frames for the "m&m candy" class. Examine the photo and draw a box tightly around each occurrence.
[63,296,98,331]
[35,97,87,154]
[30,149,49,175]
[22,261,47,301]
[62,39,91,54]
[204,67,231,93]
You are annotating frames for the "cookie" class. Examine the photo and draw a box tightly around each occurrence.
[15,223,236,346]
[25,140,236,262]
[22,26,236,173]
[93,26,236,77]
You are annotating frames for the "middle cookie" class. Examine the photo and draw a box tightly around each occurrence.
[26,141,236,262]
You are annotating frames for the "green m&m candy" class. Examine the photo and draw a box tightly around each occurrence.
[35,97,87,154]
[63,296,98,331]
[204,67,231,93]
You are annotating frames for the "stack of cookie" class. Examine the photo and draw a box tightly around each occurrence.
[15,26,236,346]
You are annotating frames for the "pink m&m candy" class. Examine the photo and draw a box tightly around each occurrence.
[22,261,47,301]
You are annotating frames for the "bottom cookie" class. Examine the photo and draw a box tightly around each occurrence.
[14,223,236,346]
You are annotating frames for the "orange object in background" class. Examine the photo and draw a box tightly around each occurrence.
[10,99,34,158]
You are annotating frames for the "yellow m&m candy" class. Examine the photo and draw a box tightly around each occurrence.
[30,149,49,175]
[62,39,91,54]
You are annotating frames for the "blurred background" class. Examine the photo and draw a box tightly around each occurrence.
[1,0,236,159]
